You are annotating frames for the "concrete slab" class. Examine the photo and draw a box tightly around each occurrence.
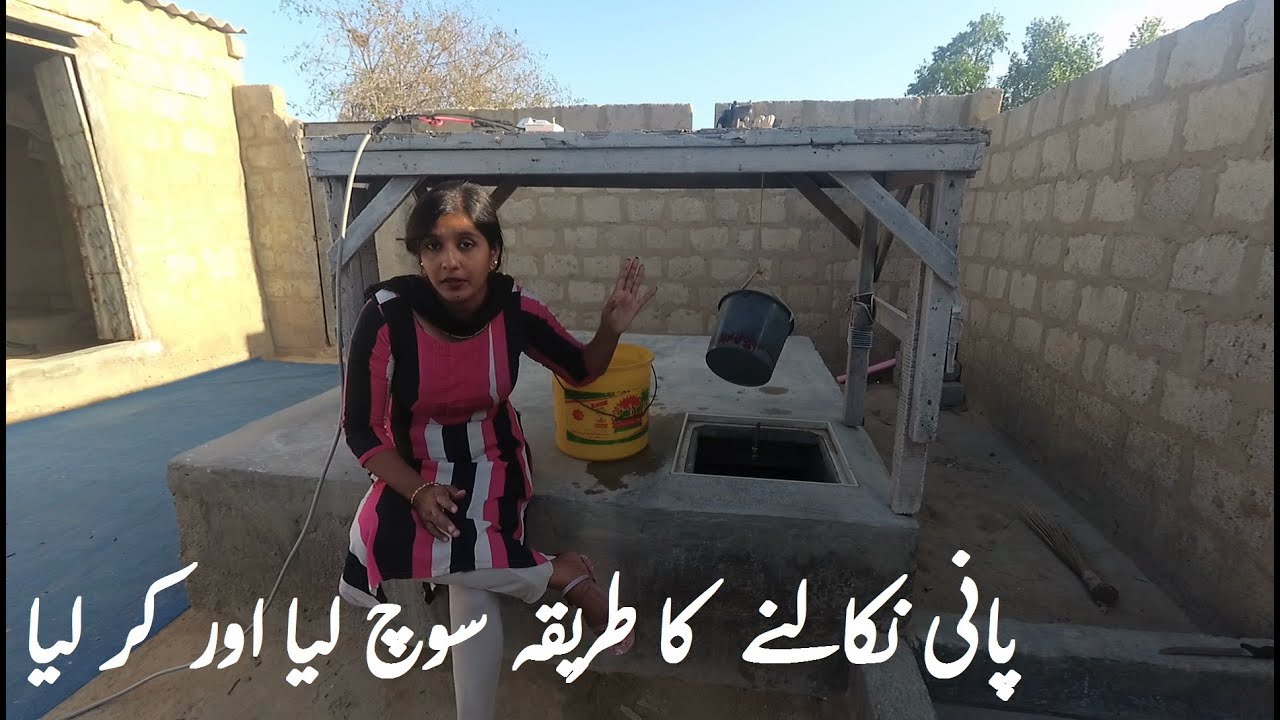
[908,615,1275,719]
[167,334,918,697]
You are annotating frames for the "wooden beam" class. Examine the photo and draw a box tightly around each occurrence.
[872,296,910,341]
[831,172,960,288]
[908,172,966,446]
[883,171,940,191]
[302,126,991,153]
[327,176,417,269]
[787,173,862,248]
[841,210,879,427]
[308,178,336,346]
[874,186,915,282]
[325,178,383,350]
[489,180,519,209]
[306,142,987,179]
[33,54,134,341]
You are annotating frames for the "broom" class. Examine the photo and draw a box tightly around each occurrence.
[1021,506,1119,608]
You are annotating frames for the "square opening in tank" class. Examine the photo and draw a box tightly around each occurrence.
[672,414,858,486]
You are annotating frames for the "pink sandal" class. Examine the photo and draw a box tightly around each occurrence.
[560,555,635,656]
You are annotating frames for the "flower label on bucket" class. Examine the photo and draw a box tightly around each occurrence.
[552,343,657,461]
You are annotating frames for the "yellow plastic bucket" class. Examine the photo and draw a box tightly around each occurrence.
[552,343,657,461]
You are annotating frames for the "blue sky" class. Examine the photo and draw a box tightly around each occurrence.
[200,0,1230,128]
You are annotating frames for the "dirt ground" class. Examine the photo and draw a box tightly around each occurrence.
[860,382,1199,633]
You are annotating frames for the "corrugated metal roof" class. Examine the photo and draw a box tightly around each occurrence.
[133,0,246,34]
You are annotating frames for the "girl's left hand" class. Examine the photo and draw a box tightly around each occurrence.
[600,257,657,337]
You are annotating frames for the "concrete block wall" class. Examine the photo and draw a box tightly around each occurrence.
[7,0,273,422]
[958,0,1274,636]
[233,85,329,355]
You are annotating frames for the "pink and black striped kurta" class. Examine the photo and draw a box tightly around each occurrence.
[338,283,599,607]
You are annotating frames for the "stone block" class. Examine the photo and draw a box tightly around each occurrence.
[1075,118,1116,173]
[711,258,752,282]
[1239,0,1275,69]
[1063,68,1105,124]
[603,225,643,252]
[583,256,622,276]
[962,261,987,294]
[1259,248,1275,301]
[537,195,578,221]
[1032,87,1066,137]
[960,226,981,257]
[501,198,537,224]
[1022,184,1050,222]
[1065,234,1107,275]
[543,254,579,277]
[985,267,1009,300]
[746,194,787,224]
[1110,235,1169,280]
[1081,336,1105,381]
[563,227,599,249]
[1009,270,1038,310]
[1190,454,1272,554]
[1078,285,1129,334]
[1103,345,1159,403]
[1031,234,1064,268]
[1003,101,1033,145]
[1092,175,1137,222]
[1166,14,1233,88]
[505,254,539,278]
[1204,320,1273,382]
[1002,231,1030,263]
[626,197,665,223]
[987,152,1011,185]
[1144,168,1203,223]
[714,197,740,223]
[1214,158,1274,222]
[568,280,607,304]
[1040,131,1072,178]
[519,228,557,250]
[1129,291,1187,352]
[1249,411,1274,469]
[666,257,706,281]
[691,227,730,253]
[1184,73,1269,151]
[665,309,704,334]
[1053,180,1090,223]
[994,190,1021,226]
[670,197,708,223]
[1160,373,1232,438]
[1012,140,1041,181]
[582,195,622,223]
[1041,279,1079,321]
[1120,101,1177,163]
[1043,326,1082,375]
[1123,426,1181,489]
[987,310,1012,340]
[761,228,801,252]
[780,258,819,283]
[1074,392,1126,451]
[1170,233,1248,295]
[1108,40,1160,106]
[644,227,686,251]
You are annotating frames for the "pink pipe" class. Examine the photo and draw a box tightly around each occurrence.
[835,358,896,385]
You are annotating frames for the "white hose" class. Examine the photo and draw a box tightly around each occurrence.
[47,131,374,720]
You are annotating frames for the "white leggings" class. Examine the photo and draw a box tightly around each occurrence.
[448,585,504,720]
[435,562,555,720]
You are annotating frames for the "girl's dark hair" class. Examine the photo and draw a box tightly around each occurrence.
[403,180,504,271]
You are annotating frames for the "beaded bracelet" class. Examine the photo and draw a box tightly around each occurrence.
[409,482,436,506]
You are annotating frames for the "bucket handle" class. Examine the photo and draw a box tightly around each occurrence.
[555,366,660,421]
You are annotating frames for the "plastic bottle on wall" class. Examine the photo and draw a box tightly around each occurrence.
[517,117,565,132]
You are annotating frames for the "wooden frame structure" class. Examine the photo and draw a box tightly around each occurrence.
[301,126,989,514]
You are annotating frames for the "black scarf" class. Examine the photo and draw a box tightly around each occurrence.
[364,272,515,338]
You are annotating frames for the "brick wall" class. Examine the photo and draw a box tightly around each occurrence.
[958,0,1273,636]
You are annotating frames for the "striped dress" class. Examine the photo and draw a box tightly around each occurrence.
[337,283,599,608]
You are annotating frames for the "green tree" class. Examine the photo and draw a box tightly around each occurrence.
[1128,16,1166,49]
[281,0,573,120]
[906,13,1010,96]
[998,17,1103,108]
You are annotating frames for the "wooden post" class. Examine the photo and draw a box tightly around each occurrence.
[887,172,965,515]
[841,210,880,427]
[322,177,382,353]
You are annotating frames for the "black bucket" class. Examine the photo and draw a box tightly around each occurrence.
[705,289,796,386]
